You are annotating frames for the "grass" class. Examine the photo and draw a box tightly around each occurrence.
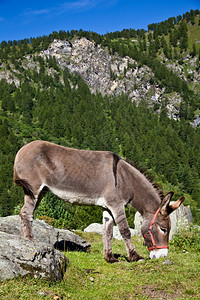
[187,17,200,51]
[0,232,199,300]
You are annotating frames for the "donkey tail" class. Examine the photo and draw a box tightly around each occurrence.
[14,177,35,200]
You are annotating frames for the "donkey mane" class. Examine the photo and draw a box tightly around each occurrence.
[125,158,165,200]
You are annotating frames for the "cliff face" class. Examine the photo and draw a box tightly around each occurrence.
[39,38,179,119]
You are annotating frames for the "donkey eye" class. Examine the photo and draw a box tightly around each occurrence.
[160,227,167,234]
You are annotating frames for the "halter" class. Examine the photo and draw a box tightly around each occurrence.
[143,208,169,251]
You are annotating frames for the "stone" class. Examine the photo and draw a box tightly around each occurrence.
[134,212,143,235]
[169,202,192,239]
[163,259,172,265]
[0,231,68,281]
[0,215,91,281]
[84,223,137,240]
[0,215,91,252]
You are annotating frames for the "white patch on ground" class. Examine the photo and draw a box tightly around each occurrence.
[149,248,168,259]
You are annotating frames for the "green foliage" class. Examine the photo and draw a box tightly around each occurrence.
[34,194,103,230]
[170,225,200,252]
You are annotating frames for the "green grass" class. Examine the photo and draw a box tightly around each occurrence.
[187,17,200,51]
[0,232,199,299]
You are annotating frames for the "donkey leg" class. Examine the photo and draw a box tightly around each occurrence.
[103,211,118,263]
[114,208,143,262]
[19,194,37,240]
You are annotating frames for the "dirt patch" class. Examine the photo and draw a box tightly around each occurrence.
[141,285,182,299]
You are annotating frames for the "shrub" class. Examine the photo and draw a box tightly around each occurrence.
[170,225,200,252]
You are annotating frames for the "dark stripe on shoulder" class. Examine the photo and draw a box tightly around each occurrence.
[113,153,121,187]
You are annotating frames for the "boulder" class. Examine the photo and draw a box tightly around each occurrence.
[0,215,91,281]
[0,215,91,252]
[168,202,192,239]
[0,231,68,281]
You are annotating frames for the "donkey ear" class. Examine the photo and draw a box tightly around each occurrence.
[167,196,185,215]
[160,191,174,216]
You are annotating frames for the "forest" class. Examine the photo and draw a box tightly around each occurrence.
[0,9,200,228]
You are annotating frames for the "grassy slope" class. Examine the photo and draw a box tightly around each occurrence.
[187,16,200,51]
[0,232,199,300]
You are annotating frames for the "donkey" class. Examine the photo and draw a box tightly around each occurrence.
[14,140,185,262]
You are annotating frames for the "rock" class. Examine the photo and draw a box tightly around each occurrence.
[0,231,68,281]
[163,259,172,265]
[0,215,91,252]
[84,223,103,236]
[0,215,91,281]
[134,212,143,235]
[191,115,200,127]
[169,202,192,239]
[43,39,72,57]
[84,223,137,240]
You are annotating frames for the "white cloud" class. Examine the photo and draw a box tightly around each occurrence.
[57,0,109,13]
[21,0,118,24]
[30,9,50,16]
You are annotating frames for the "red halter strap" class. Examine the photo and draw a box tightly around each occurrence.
[143,208,169,251]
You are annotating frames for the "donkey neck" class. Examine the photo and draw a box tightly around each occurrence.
[122,161,161,217]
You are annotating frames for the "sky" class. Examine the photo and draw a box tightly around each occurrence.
[0,0,200,43]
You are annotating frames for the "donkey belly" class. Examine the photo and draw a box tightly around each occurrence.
[47,185,107,208]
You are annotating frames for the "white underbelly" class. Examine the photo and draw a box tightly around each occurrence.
[47,185,107,208]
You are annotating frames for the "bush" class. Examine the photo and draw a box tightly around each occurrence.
[170,225,200,252]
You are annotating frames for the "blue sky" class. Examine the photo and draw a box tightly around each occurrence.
[0,0,200,42]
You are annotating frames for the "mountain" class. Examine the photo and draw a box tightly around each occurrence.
[0,9,200,226]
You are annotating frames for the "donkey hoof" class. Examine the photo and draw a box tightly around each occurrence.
[105,255,119,263]
[23,235,33,241]
[128,251,144,262]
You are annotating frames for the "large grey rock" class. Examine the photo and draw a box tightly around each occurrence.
[84,223,137,240]
[169,202,192,239]
[0,215,91,281]
[0,215,91,252]
[0,231,68,281]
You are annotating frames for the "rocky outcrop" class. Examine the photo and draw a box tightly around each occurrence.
[41,38,162,106]
[0,68,20,87]
[0,216,91,281]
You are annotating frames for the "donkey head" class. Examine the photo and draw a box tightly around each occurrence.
[141,192,185,259]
